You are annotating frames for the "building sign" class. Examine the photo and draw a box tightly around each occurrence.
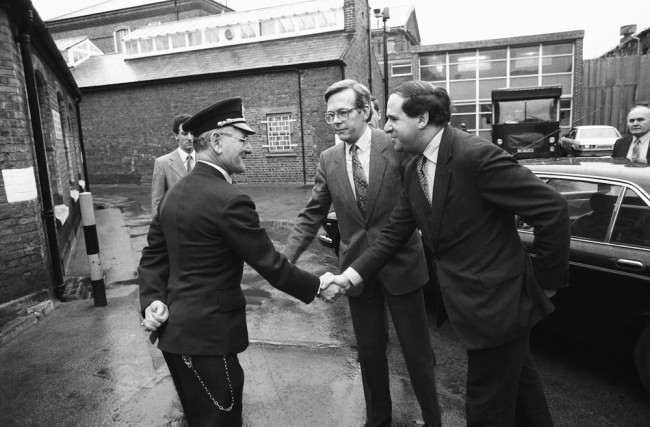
[2,167,37,202]
[52,109,63,140]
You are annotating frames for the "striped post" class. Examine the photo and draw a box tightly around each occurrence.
[80,192,107,307]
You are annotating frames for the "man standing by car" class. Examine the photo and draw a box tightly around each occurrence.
[328,80,571,426]
[284,79,441,427]
[612,105,650,163]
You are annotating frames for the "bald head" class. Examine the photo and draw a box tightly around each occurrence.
[627,105,650,138]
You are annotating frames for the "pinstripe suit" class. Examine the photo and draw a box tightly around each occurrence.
[351,125,570,425]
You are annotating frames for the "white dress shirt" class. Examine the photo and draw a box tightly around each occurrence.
[627,133,649,162]
[197,160,232,183]
[178,148,196,171]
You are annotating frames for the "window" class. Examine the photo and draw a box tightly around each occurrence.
[264,114,296,153]
[391,63,412,76]
[141,38,154,53]
[188,30,202,46]
[297,14,315,30]
[125,40,138,55]
[206,28,220,44]
[114,28,130,53]
[611,188,650,248]
[155,35,169,50]
[240,24,256,39]
[317,11,336,27]
[261,20,276,36]
[171,33,186,49]
[279,18,295,33]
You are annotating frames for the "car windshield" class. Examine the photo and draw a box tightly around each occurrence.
[496,98,556,124]
[579,128,619,138]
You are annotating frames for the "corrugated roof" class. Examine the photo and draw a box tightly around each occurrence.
[55,36,89,51]
[123,0,343,40]
[71,32,351,88]
[48,0,166,21]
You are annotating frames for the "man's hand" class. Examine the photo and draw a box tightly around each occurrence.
[318,272,348,303]
[141,300,169,332]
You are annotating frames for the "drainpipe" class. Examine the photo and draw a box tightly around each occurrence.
[296,69,307,185]
[19,8,66,300]
[75,99,91,191]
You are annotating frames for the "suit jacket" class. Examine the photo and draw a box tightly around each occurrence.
[151,149,188,214]
[612,135,650,161]
[138,162,320,355]
[284,128,428,295]
[351,125,570,350]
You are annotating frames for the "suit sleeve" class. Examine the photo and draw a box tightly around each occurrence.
[283,153,332,263]
[151,158,166,215]
[220,194,321,303]
[471,143,570,290]
[138,213,170,316]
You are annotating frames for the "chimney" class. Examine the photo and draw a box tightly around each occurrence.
[619,24,637,44]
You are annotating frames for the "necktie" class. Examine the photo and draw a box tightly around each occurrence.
[631,138,641,162]
[350,144,368,218]
[417,154,431,206]
[186,155,193,172]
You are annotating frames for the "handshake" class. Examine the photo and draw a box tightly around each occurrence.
[317,272,362,303]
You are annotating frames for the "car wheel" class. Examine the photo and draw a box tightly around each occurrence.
[634,325,650,394]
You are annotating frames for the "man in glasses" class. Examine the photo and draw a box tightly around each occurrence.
[138,97,344,426]
[284,80,441,427]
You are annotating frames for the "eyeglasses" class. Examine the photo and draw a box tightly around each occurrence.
[218,132,248,143]
[324,108,359,124]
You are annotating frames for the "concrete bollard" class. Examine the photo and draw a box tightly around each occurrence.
[80,192,107,307]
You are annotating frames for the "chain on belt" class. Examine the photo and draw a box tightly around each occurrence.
[182,355,234,411]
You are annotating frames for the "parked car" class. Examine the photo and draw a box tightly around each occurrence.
[560,125,622,157]
[319,158,650,394]
[318,211,340,256]
[518,157,650,394]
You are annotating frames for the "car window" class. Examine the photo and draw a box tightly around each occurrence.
[611,188,650,248]
[578,127,619,139]
[517,178,624,242]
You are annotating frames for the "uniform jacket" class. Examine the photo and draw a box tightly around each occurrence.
[351,125,571,349]
[139,162,320,355]
[612,135,650,161]
[151,149,188,214]
[284,128,428,295]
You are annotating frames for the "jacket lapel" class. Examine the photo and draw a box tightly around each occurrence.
[365,131,388,220]
[170,150,186,178]
[332,142,364,221]
[429,125,453,254]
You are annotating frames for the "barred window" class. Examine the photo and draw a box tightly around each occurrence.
[263,114,297,153]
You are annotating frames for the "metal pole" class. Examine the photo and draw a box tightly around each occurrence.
[80,193,107,306]
[383,18,389,114]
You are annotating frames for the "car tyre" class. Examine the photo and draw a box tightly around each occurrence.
[634,325,650,395]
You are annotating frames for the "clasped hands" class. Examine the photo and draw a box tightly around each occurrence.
[317,272,358,303]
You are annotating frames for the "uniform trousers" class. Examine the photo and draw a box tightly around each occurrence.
[348,279,441,427]
[163,351,245,427]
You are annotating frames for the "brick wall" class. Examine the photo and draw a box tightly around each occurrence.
[0,9,52,304]
[80,66,345,185]
[1,7,84,305]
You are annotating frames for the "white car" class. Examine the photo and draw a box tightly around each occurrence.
[560,125,622,157]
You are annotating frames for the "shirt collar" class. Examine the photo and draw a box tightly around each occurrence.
[421,127,444,163]
[197,160,232,183]
[635,133,650,144]
[345,126,372,152]
[177,148,195,161]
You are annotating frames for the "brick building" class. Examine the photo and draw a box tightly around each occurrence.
[47,0,384,184]
[1,0,85,322]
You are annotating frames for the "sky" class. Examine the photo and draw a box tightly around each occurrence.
[31,0,650,59]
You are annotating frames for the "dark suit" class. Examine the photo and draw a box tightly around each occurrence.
[139,162,320,425]
[151,148,190,214]
[285,128,439,426]
[612,135,650,161]
[351,125,570,426]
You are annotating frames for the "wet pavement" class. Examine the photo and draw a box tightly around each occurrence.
[1,183,649,426]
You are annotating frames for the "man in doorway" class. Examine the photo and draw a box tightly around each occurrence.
[151,113,196,214]
[284,79,441,427]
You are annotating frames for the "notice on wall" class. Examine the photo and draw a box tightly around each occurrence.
[52,109,63,140]
[2,167,38,203]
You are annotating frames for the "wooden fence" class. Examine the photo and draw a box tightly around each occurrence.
[580,55,650,133]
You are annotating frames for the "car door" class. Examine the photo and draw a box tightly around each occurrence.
[518,175,650,345]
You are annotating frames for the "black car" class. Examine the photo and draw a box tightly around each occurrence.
[319,158,650,393]
[518,158,650,393]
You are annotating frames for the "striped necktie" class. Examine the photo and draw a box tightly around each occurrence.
[186,155,193,172]
[350,144,368,218]
[631,138,641,162]
[417,154,431,205]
